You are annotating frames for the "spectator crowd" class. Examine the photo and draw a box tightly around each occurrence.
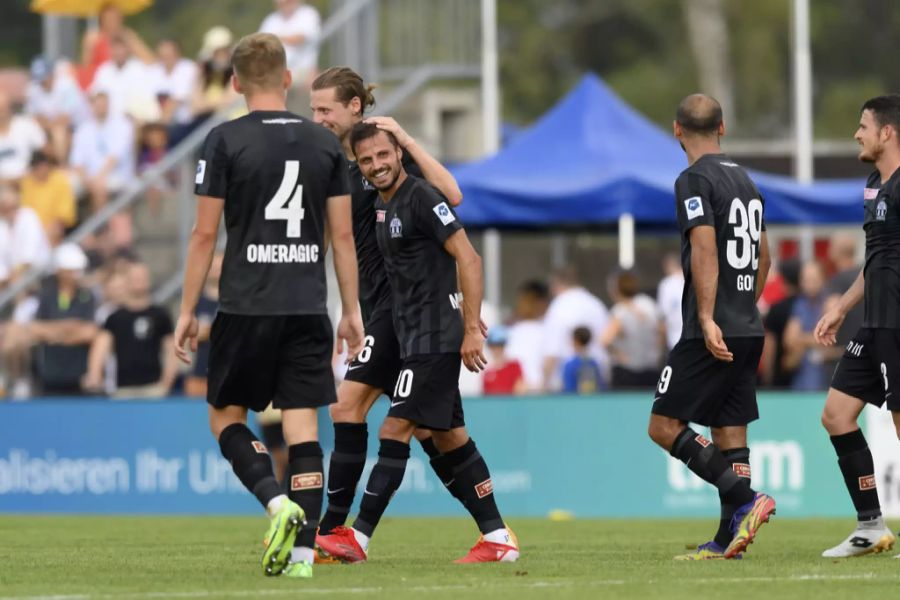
[0,1,322,399]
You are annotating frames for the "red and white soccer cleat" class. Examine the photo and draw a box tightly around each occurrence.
[314,526,367,563]
[454,532,520,564]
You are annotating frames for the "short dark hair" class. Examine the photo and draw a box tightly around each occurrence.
[349,122,398,156]
[676,94,723,135]
[615,270,640,298]
[861,94,900,132]
[572,326,592,346]
[518,279,549,300]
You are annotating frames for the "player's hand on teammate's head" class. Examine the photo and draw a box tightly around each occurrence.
[700,319,733,362]
[461,330,488,373]
[363,116,413,148]
[173,313,199,365]
[337,312,365,364]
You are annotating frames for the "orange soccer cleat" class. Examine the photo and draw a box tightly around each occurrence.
[314,526,368,563]
[455,528,520,564]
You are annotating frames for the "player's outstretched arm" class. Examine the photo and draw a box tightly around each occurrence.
[690,224,733,362]
[365,116,463,205]
[326,193,364,361]
[444,229,487,373]
[755,230,772,302]
[174,195,222,365]
[814,268,864,346]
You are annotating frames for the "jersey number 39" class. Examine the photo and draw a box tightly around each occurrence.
[726,197,763,270]
[266,160,305,238]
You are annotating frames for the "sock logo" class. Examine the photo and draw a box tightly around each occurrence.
[694,434,712,448]
[291,472,324,491]
[859,475,876,491]
[251,441,269,454]
[732,463,751,478]
[474,478,493,499]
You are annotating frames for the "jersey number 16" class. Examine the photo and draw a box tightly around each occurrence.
[265,160,305,238]
[726,197,763,271]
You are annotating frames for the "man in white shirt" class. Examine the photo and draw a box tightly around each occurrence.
[70,90,135,213]
[506,280,550,392]
[542,266,610,391]
[657,252,684,350]
[149,40,197,127]
[25,57,89,164]
[0,92,47,184]
[259,0,321,83]
[0,182,52,287]
[92,35,158,122]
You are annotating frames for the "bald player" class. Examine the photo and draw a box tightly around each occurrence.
[647,94,776,560]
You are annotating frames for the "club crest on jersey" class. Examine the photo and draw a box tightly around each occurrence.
[876,200,887,221]
[433,202,456,225]
[390,216,403,238]
[195,160,206,184]
[376,209,386,223]
[684,196,704,220]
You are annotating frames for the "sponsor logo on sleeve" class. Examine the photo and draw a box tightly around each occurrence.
[433,202,457,225]
[474,478,494,499]
[684,196,704,220]
[195,160,206,185]
[251,441,268,454]
[732,463,751,478]
[694,434,712,448]
[859,474,877,491]
[291,472,324,491]
[864,187,879,200]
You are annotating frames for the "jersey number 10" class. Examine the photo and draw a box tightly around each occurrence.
[726,198,763,271]
[266,160,305,238]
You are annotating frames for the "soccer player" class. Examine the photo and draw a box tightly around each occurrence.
[173,33,364,579]
[814,95,900,558]
[309,67,476,540]
[315,122,519,564]
[647,94,776,560]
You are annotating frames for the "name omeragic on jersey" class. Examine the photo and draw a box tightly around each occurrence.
[246,243,320,264]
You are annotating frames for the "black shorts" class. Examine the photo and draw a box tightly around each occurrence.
[387,353,465,431]
[831,328,900,411]
[207,313,337,413]
[651,337,763,427]
[343,310,402,394]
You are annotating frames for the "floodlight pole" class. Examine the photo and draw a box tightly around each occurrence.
[481,0,502,311]
[793,0,815,261]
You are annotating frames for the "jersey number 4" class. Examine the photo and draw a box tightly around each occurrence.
[266,161,305,238]
[726,198,763,270]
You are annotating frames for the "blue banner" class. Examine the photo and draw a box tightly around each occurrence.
[0,393,860,517]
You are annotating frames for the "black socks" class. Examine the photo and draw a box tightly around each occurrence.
[218,423,282,509]
[713,447,751,547]
[319,423,368,535]
[830,429,882,521]
[287,441,325,549]
[353,439,410,538]
[442,439,505,534]
[671,428,755,508]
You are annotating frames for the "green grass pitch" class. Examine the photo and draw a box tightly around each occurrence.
[0,516,897,599]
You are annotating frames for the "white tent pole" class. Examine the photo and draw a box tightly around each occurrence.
[481,0,502,310]
[793,0,815,261]
[618,214,635,269]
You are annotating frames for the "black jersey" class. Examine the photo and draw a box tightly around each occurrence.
[862,169,900,328]
[675,153,766,339]
[374,175,464,358]
[195,111,349,315]
[349,152,422,321]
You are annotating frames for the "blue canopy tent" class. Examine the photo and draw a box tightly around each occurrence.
[453,74,865,228]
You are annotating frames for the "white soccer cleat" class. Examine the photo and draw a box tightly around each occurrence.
[821,528,895,558]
